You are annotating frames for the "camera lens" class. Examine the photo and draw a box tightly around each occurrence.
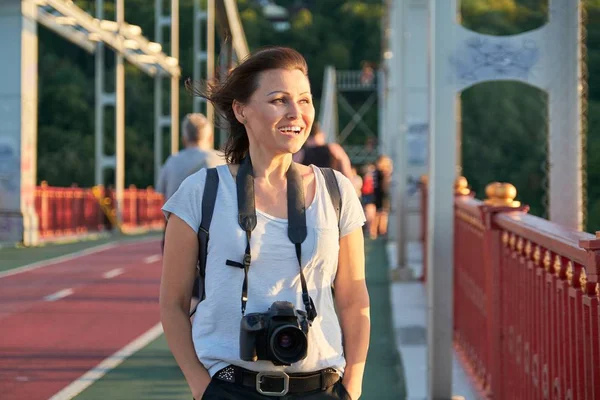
[270,326,307,364]
[277,333,294,348]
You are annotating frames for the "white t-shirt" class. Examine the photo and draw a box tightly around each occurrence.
[162,164,365,376]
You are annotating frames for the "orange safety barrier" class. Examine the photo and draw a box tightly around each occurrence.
[421,178,600,399]
[35,182,165,239]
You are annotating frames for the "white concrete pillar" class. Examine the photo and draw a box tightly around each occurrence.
[387,0,406,269]
[0,1,39,245]
[427,0,458,398]
[547,0,583,229]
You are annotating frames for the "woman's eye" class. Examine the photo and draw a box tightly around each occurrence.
[300,98,311,104]
[272,98,285,104]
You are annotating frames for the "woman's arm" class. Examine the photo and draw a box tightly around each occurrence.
[334,227,370,399]
[160,215,211,399]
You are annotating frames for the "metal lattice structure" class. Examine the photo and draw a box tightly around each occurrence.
[319,67,381,165]
[0,0,248,245]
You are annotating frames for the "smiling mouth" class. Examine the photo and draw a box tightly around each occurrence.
[278,126,304,135]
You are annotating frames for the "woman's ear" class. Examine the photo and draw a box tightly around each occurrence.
[232,100,246,124]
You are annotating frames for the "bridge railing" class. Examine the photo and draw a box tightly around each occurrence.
[35,182,164,240]
[420,178,600,399]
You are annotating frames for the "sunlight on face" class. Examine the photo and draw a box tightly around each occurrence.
[243,68,315,156]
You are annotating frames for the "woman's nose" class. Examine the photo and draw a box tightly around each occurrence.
[286,103,301,119]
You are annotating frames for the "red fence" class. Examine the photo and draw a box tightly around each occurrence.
[121,185,165,230]
[35,182,164,240]
[421,179,600,399]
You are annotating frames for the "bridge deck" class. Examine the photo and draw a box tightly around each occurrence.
[391,241,480,400]
[0,235,406,400]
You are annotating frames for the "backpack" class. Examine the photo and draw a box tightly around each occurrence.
[193,167,342,306]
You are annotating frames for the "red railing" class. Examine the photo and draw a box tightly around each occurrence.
[35,182,164,240]
[421,179,600,399]
[121,185,165,230]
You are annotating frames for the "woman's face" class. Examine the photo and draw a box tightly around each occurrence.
[237,68,315,157]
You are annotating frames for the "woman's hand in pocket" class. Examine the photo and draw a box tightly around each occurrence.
[340,379,361,400]
[191,375,212,400]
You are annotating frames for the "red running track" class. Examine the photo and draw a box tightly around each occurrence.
[0,239,163,400]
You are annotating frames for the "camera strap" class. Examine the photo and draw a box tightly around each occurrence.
[233,156,317,322]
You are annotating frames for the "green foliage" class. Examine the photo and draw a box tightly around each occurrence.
[35,0,600,232]
[461,82,547,218]
[37,0,382,189]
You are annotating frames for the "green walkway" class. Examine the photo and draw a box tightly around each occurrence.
[71,238,405,400]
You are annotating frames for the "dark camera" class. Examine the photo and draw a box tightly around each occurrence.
[239,301,310,366]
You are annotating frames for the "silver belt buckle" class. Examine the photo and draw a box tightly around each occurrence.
[256,371,289,396]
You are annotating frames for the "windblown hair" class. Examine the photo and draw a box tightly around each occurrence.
[186,46,309,164]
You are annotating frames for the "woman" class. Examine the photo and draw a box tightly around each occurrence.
[159,47,370,400]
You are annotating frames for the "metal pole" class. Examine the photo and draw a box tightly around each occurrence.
[193,0,201,114]
[207,0,216,145]
[95,0,104,186]
[389,0,406,270]
[115,0,125,227]
[170,0,179,155]
[154,0,163,184]
[427,0,457,397]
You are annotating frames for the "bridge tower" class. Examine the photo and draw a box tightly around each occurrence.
[1,0,179,245]
[425,0,584,397]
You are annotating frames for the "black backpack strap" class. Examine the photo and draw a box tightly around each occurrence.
[196,168,219,303]
[319,167,342,230]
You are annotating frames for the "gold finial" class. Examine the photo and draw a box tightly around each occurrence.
[484,182,521,207]
[580,269,587,292]
[455,176,471,196]
[420,175,429,186]
[554,256,562,277]
[534,246,541,266]
[543,251,551,272]
[566,262,574,286]
[517,237,524,254]
[525,241,532,258]
[509,234,517,250]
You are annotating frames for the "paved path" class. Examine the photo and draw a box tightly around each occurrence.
[0,239,163,400]
[390,241,480,400]
[0,235,406,399]
[72,238,407,400]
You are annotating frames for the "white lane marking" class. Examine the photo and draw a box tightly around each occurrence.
[0,236,161,280]
[143,254,161,264]
[0,243,118,279]
[102,268,124,279]
[44,288,74,302]
[48,322,164,400]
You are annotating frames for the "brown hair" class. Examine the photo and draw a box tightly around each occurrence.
[187,46,309,164]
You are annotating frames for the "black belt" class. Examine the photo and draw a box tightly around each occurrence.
[213,365,340,397]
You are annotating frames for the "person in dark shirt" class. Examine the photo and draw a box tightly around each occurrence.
[294,122,353,178]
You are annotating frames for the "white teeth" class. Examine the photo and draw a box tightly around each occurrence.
[280,126,302,134]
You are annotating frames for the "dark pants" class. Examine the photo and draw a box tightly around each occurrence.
[200,377,352,400]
